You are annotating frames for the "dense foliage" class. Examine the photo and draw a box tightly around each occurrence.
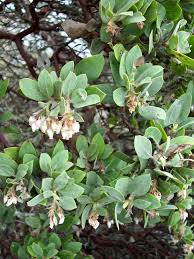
[0,0,194,258]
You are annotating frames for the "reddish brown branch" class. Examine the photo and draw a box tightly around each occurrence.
[77,0,92,22]
[15,38,37,78]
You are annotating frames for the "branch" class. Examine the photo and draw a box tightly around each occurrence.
[15,38,37,78]
[77,0,92,22]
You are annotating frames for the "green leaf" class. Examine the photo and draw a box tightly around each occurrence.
[164,99,182,127]
[139,106,166,121]
[0,164,15,177]
[62,71,77,97]
[133,198,151,209]
[49,233,61,249]
[177,93,192,123]
[86,86,106,101]
[20,78,47,101]
[25,216,41,229]
[116,0,139,13]
[113,87,127,106]
[75,54,105,82]
[19,141,37,160]
[134,135,152,159]
[168,211,181,227]
[170,136,194,146]
[177,117,194,131]
[4,147,19,161]
[0,153,17,169]
[38,69,54,98]
[109,52,124,86]
[125,45,142,75]
[27,194,45,206]
[0,79,9,98]
[113,43,125,61]
[59,196,77,211]
[119,51,127,79]
[52,140,65,156]
[163,1,182,21]
[42,178,53,191]
[53,172,69,190]
[75,74,88,89]
[144,193,161,210]
[31,243,43,257]
[91,133,105,157]
[73,94,100,108]
[81,204,92,229]
[16,164,28,179]
[64,242,82,253]
[39,153,52,173]
[51,150,69,171]
[128,174,151,197]
[71,88,87,104]
[115,177,130,197]
[145,127,162,144]
[60,61,74,80]
[154,169,180,182]
[170,50,194,69]
[123,11,145,25]
[102,186,125,202]
[61,183,84,198]
[76,135,88,154]
[67,169,86,183]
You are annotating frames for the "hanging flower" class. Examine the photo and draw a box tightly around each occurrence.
[29,112,80,140]
[48,203,65,229]
[61,117,80,140]
[4,188,18,206]
[88,211,99,229]
[179,209,188,222]
[126,91,139,114]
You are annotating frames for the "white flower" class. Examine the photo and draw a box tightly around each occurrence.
[53,214,58,226]
[72,121,80,133]
[3,195,8,204]
[5,195,17,206]
[29,116,36,126]
[40,118,47,133]
[51,120,62,134]
[58,212,65,225]
[180,209,188,222]
[88,212,99,229]
[61,118,80,140]
[47,128,54,139]
[61,128,73,140]
[89,218,99,229]
[49,217,54,229]
[107,220,114,228]
[49,213,58,229]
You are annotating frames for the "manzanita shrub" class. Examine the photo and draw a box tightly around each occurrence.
[1,0,194,258]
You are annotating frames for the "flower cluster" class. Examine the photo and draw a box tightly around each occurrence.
[4,182,30,207]
[126,91,139,114]
[29,113,80,140]
[4,189,18,206]
[48,204,65,229]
